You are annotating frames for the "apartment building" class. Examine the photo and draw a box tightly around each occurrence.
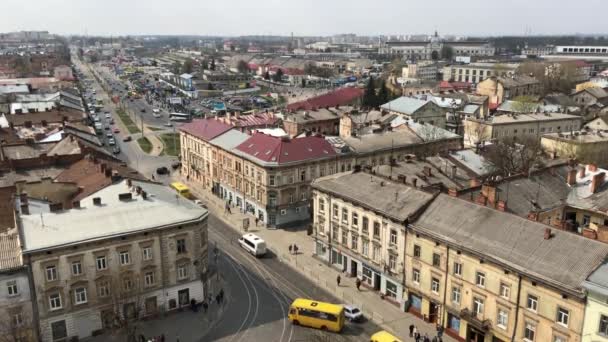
[582,263,608,342]
[442,63,519,84]
[541,130,608,167]
[476,75,542,106]
[380,97,447,128]
[311,174,608,342]
[311,171,436,306]
[464,112,582,145]
[18,180,208,341]
[180,118,462,227]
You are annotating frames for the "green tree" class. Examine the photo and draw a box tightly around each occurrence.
[301,78,306,88]
[378,82,389,105]
[171,61,181,74]
[363,77,378,108]
[210,59,216,71]
[440,45,454,60]
[207,83,214,90]
[201,59,208,70]
[272,69,284,83]
[431,50,439,60]
[237,60,249,74]
[182,58,194,74]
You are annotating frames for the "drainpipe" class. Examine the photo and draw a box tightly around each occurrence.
[511,274,523,342]
[25,256,41,342]
[159,228,168,315]
[327,196,333,266]
[440,245,450,329]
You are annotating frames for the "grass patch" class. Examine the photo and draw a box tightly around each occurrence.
[160,133,180,156]
[137,137,152,153]
[116,108,141,134]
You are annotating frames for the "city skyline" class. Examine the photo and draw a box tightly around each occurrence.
[2,0,608,37]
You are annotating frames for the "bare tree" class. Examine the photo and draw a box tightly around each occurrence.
[511,95,539,113]
[464,119,491,146]
[484,136,545,177]
[99,276,146,342]
[0,314,33,342]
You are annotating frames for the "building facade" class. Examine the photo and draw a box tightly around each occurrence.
[476,76,542,106]
[442,63,519,84]
[18,180,208,341]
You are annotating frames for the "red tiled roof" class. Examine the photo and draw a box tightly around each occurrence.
[179,118,233,141]
[227,112,279,128]
[287,87,364,111]
[269,66,305,76]
[235,133,336,164]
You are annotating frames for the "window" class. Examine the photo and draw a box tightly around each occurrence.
[144,272,155,286]
[553,336,566,342]
[390,229,397,245]
[97,281,110,298]
[119,251,131,265]
[6,281,18,296]
[362,217,369,234]
[177,239,187,254]
[475,271,486,287]
[352,212,358,227]
[473,297,484,316]
[453,262,462,276]
[527,294,538,312]
[123,278,133,291]
[333,204,339,218]
[342,229,348,245]
[300,169,306,181]
[500,283,510,299]
[46,265,58,281]
[432,253,441,267]
[318,199,325,213]
[12,312,23,327]
[74,287,87,305]
[269,175,275,186]
[96,256,107,270]
[451,286,461,304]
[342,208,348,223]
[373,221,380,238]
[557,307,569,327]
[497,309,508,329]
[600,315,608,335]
[49,293,62,310]
[51,320,67,341]
[177,265,188,280]
[143,247,153,261]
[431,277,440,294]
[388,254,396,270]
[524,323,536,341]
[412,269,420,284]
[362,240,369,256]
[372,245,380,261]
[71,261,82,276]
[351,235,358,250]
[413,245,421,258]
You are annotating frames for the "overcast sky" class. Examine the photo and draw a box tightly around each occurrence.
[2,0,607,37]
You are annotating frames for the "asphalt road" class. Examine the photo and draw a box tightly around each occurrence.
[206,214,381,342]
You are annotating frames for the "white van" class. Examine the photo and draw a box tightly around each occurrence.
[238,233,267,257]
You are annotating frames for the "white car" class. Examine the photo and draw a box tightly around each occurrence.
[343,305,363,322]
[108,138,116,146]
[105,113,111,119]
[152,108,160,114]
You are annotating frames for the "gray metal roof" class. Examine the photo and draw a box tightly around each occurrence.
[583,263,608,296]
[312,172,435,222]
[209,129,250,151]
[412,194,608,297]
[342,129,423,154]
[381,97,429,115]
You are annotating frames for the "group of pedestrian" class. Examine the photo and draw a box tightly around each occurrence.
[408,324,444,342]
[215,288,225,305]
[288,244,299,255]
[139,334,165,342]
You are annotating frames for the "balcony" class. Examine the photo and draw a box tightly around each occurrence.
[460,308,492,331]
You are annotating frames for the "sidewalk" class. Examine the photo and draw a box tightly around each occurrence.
[180,176,454,342]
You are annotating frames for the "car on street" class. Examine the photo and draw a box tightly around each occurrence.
[171,161,182,169]
[106,132,113,138]
[113,128,120,133]
[153,108,160,114]
[112,146,120,154]
[343,305,363,322]
[140,108,146,113]
[164,122,173,127]
[105,113,111,119]
[108,138,116,146]
[156,166,169,175]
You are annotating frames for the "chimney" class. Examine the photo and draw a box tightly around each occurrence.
[20,203,29,215]
[544,228,552,240]
[423,166,432,177]
[497,200,507,212]
[397,174,407,184]
[93,197,102,206]
[118,193,133,201]
[412,178,418,188]
[127,179,132,187]
[481,184,497,206]
[448,188,458,197]
[591,172,606,194]
[579,165,586,178]
[72,200,80,209]
[141,191,148,200]
[567,168,577,186]
[588,163,598,172]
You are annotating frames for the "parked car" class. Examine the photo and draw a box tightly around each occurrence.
[140,108,146,113]
[164,122,173,127]
[113,128,120,133]
[123,136,132,142]
[343,305,363,322]
[105,113,111,119]
[106,132,113,138]
[108,138,116,146]
[112,146,120,154]
[171,161,182,169]
[156,166,169,175]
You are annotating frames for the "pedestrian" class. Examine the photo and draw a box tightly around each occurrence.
[423,333,430,342]
[288,244,293,254]
[160,334,165,342]
[414,332,421,342]
[293,244,299,255]
[139,334,146,342]
[436,324,444,338]
[216,294,221,304]
[356,278,362,291]
[413,326,418,338]
[219,288,225,302]
[409,324,414,337]
[202,301,208,312]
[336,274,341,286]
[255,217,259,227]
[432,337,438,342]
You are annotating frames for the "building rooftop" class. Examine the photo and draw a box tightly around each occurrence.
[342,129,423,154]
[19,179,207,253]
[380,97,429,115]
[373,160,464,190]
[209,129,250,151]
[478,112,581,125]
[234,133,337,166]
[583,262,608,296]
[497,75,539,88]
[287,87,364,111]
[543,129,608,143]
[179,118,233,142]
[285,107,350,124]
[412,194,608,297]
[312,171,435,222]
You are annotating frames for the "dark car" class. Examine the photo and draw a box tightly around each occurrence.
[123,136,132,142]
[171,161,182,169]
[156,166,169,175]
[140,108,146,113]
